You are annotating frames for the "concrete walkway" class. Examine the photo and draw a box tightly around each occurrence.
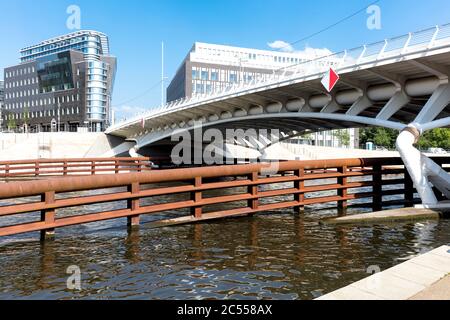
[317,245,450,300]
[410,275,450,300]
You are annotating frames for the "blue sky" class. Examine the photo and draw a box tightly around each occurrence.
[1,0,450,119]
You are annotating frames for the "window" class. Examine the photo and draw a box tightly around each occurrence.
[196,83,203,94]
[201,71,208,81]
[192,70,199,79]
[211,72,218,81]
[230,74,237,83]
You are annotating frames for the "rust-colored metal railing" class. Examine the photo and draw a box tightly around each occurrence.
[0,157,448,241]
[0,157,152,178]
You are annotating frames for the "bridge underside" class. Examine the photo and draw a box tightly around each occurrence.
[106,39,450,208]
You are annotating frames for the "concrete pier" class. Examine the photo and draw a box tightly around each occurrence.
[317,245,450,300]
[321,207,447,225]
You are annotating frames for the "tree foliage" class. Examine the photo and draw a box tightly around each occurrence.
[360,127,450,150]
[333,129,350,147]
[417,128,450,150]
[359,127,398,149]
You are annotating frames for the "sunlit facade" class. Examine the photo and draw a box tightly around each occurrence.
[3,30,116,132]
[167,42,338,102]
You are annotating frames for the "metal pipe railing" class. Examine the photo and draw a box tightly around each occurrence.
[0,157,153,178]
[0,157,444,241]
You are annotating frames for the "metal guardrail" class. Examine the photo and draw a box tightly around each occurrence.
[109,23,450,134]
[0,157,152,178]
[1,157,448,241]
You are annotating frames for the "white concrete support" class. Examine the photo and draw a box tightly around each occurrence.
[129,146,142,158]
[376,90,411,120]
[414,83,450,124]
[346,95,372,116]
[396,124,450,206]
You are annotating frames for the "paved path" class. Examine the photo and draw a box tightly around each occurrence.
[317,246,450,300]
[410,275,450,300]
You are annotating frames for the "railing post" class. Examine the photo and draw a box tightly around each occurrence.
[294,168,305,213]
[404,170,415,207]
[372,164,383,211]
[115,160,119,174]
[5,164,9,178]
[127,182,140,228]
[338,165,348,211]
[91,161,95,175]
[191,176,202,219]
[248,171,259,214]
[40,191,56,241]
[35,161,39,177]
[63,160,68,176]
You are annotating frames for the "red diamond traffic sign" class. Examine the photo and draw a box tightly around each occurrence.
[321,68,340,92]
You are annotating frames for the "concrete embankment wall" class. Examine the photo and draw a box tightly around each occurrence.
[0,132,404,161]
[0,132,117,161]
[280,142,400,160]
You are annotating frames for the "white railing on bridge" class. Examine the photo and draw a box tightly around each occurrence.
[110,23,450,133]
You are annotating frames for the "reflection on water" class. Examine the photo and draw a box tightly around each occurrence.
[0,179,449,299]
[0,210,449,299]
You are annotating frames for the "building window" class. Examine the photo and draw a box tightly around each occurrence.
[192,70,199,80]
[201,71,208,81]
[230,74,237,83]
[211,72,218,81]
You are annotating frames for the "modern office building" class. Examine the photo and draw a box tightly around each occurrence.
[2,30,116,132]
[167,42,338,102]
[0,80,4,129]
[167,42,357,148]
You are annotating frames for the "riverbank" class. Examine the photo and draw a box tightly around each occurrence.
[317,245,450,300]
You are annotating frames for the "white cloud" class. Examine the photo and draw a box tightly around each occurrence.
[268,40,295,53]
[113,105,148,120]
[268,40,333,59]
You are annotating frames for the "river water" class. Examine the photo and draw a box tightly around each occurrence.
[0,182,449,300]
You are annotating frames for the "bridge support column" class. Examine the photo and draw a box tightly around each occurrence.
[396,124,450,208]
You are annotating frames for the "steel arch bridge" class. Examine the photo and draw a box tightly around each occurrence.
[106,24,450,207]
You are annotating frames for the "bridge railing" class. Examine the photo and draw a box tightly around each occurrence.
[110,23,450,133]
[1,157,448,241]
[0,157,152,178]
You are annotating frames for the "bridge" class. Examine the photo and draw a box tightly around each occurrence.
[106,24,450,208]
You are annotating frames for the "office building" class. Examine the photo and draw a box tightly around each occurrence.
[167,42,357,148]
[0,80,4,129]
[167,42,338,102]
[2,30,116,132]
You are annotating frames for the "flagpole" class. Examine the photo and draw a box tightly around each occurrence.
[161,41,164,107]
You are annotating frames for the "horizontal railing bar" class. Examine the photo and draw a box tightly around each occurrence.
[0,157,151,165]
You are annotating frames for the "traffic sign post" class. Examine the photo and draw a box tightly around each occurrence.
[321,68,340,92]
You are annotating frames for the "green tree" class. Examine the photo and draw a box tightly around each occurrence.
[7,118,16,131]
[333,129,350,147]
[417,128,450,150]
[360,127,398,149]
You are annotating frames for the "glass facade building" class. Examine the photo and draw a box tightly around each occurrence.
[2,30,116,132]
